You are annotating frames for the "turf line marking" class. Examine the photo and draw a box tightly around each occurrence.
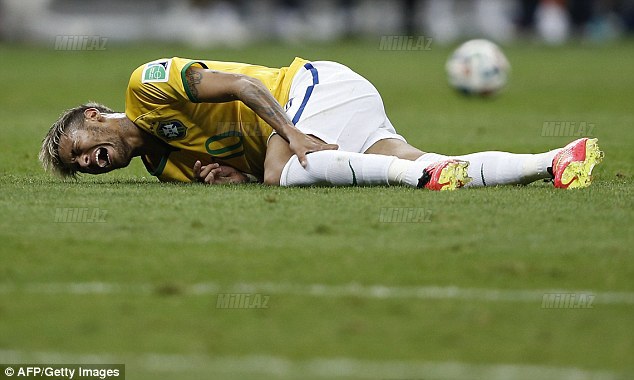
[0,349,623,380]
[1,281,633,305]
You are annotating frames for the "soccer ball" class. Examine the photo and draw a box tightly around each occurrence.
[445,39,510,96]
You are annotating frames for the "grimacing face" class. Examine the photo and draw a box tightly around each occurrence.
[57,116,133,175]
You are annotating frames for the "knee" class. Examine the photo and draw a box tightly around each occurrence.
[263,169,282,186]
[263,134,293,186]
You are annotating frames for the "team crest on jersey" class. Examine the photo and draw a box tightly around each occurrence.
[142,59,171,83]
[157,120,187,140]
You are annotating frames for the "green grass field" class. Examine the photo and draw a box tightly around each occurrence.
[0,39,633,379]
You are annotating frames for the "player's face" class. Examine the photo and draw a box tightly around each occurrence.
[58,120,133,175]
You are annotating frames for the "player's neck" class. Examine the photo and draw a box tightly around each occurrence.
[112,116,165,158]
[131,121,170,159]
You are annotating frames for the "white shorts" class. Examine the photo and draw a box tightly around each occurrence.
[280,61,405,153]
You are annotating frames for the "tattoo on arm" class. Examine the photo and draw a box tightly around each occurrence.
[184,68,294,137]
[185,68,202,101]
[238,81,294,136]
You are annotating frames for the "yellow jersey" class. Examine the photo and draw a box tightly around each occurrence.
[125,56,309,182]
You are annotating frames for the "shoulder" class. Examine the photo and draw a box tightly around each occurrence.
[129,58,210,88]
[128,58,174,88]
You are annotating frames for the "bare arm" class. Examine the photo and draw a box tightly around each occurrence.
[184,66,337,167]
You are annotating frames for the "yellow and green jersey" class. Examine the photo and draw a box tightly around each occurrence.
[125,56,308,182]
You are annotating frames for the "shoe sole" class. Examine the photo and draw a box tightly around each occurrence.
[437,161,472,191]
[560,138,604,189]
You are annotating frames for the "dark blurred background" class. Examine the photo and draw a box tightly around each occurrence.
[1,0,633,47]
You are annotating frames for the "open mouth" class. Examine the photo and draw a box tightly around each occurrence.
[95,147,111,168]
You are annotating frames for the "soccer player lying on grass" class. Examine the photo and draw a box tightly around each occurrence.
[40,57,603,190]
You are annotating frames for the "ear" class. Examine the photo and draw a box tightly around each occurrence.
[84,108,102,121]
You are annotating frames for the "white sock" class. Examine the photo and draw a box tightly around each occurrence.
[279,149,560,188]
[280,151,432,188]
[280,151,397,186]
[386,158,430,187]
[416,150,560,187]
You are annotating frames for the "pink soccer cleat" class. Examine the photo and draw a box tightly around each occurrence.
[418,159,471,191]
[551,138,604,189]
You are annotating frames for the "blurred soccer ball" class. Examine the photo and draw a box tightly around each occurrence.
[445,39,510,96]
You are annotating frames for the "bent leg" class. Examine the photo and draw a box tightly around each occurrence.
[267,133,431,187]
[270,129,560,188]
[265,134,397,187]
[267,62,467,189]
[279,150,395,186]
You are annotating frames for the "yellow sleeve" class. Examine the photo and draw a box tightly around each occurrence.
[127,57,208,107]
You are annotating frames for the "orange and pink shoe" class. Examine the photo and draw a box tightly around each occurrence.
[418,159,471,191]
[551,138,604,189]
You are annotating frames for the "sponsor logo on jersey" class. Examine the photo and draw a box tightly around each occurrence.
[157,120,187,140]
[142,59,171,83]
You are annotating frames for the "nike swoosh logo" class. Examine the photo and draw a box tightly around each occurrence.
[480,163,486,186]
[349,160,358,186]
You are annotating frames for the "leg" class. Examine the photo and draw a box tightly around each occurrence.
[266,61,400,187]
[265,134,398,187]
[363,136,555,187]
[364,137,603,188]
[416,150,559,187]
[365,131,558,187]
[268,134,468,190]
[417,137,604,188]
[266,61,468,190]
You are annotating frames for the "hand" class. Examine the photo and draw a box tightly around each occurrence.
[287,128,338,167]
[193,160,249,184]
